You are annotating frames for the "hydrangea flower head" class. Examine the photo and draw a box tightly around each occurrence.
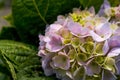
[38,0,120,80]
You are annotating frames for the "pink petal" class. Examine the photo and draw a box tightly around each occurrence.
[46,34,64,52]
[67,21,82,35]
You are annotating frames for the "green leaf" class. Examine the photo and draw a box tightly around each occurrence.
[0,62,10,76]
[0,27,20,41]
[0,40,56,80]
[17,76,56,80]
[0,72,11,80]
[0,51,17,80]
[79,0,104,12]
[0,55,11,80]
[12,0,80,45]
[0,40,36,64]
[0,40,41,80]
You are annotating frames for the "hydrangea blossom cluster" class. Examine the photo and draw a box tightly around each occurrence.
[38,0,120,80]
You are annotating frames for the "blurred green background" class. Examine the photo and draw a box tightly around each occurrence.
[0,0,11,8]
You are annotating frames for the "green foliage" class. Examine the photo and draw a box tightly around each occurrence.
[0,40,55,80]
[0,27,20,41]
[109,0,120,6]
[1,51,17,80]
[12,0,80,45]
[79,0,104,12]
[0,72,11,80]
[17,77,55,80]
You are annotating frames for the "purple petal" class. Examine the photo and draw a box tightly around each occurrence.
[45,24,63,35]
[96,23,111,35]
[54,69,66,79]
[54,69,72,80]
[38,50,46,57]
[95,23,104,31]
[108,36,120,48]
[102,69,117,80]
[79,27,90,37]
[67,21,90,37]
[115,54,120,74]
[114,27,120,36]
[52,52,70,70]
[88,6,95,15]
[107,48,120,57]
[67,21,82,35]
[98,0,110,16]
[39,41,46,50]
[103,40,110,55]
[115,6,120,20]
[55,15,66,26]
[116,61,120,75]
[96,23,112,40]
[42,53,55,76]
[39,35,46,50]
[39,34,44,41]
[90,23,112,42]
[50,24,63,31]
[85,61,101,76]
[46,34,64,52]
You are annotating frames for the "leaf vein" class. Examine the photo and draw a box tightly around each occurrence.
[32,0,48,24]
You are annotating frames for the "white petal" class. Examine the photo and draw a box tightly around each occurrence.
[95,23,104,31]
[103,40,109,55]
[90,31,105,42]
[108,48,120,57]
[50,24,63,32]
